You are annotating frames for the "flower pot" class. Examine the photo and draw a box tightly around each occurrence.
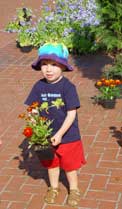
[16,41,33,53]
[100,99,116,109]
[20,46,33,53]
[33,144,54,160]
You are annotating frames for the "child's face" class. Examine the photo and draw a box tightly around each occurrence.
[41,59,65,83]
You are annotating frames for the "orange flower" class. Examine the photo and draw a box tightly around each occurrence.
[110,84,115,88]
[23,127,33,137]
[18,113,26,119]
[109,79,115,85]
[27,106,33,112]
[40,116,47,121]
[96,81,102,86]
[31,101,39,108]
[25,116,31,121]
[104,79,110,86]
[101,78,106,82]
[115,79,121,85]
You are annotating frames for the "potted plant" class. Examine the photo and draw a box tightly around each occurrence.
[16,28,34,52]
[18,99,64,160]
[5,7,32,33]
[94,78,121,108]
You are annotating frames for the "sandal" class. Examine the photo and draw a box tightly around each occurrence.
[67,189,81,207]
[44,187,59,204]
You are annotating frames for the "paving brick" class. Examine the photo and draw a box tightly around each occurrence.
[0,191,31,202]
[5,176,27,192]
[101,149,118,161]
[78,173,93,182]
[107,184,122,193]
[0,201,9,209]
[44,206,73,209]
[79,198,98,208]
[98,201,117,209]
[81,166,109,175]
[86,191,119,201]
[0,175,12,191]
[99,161,122,169]
[27,194,45,209]
[89,175,109,190]
[20,184,45,194]
[8,202,27,209]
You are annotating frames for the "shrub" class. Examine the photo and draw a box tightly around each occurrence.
[103,54,122,79]
[92,0,122,52]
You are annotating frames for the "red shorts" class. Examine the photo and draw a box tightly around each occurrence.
[41,140,86,171]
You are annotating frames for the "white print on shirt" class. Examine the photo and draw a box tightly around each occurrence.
[41,93,61,101]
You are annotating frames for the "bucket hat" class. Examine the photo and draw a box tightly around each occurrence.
[32,43,73,71]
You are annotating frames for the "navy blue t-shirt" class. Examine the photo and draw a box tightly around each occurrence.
[24,76,81,144]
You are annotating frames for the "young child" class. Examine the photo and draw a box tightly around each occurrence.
[25,43,86,207]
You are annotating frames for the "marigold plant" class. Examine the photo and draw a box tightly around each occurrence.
[95,78,121,100]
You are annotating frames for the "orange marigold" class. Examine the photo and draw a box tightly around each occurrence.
[96,81,102,86]
[31,101,40,108]
[115,80,121,85]
[18,113,26,119]
[104,79,110,86]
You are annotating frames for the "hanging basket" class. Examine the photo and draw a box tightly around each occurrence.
[33,144,54,160]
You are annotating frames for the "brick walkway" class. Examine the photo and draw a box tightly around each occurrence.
[0,1,122,209]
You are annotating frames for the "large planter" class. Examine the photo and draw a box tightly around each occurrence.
[33,144,54,160]
[99,99,116,109]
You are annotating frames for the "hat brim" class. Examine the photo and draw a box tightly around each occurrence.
[32,54,73,71]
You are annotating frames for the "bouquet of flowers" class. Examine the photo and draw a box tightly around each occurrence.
[19,99,64,149]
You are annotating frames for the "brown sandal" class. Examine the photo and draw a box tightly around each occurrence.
[44,187,59,204]
[67,189,81,207]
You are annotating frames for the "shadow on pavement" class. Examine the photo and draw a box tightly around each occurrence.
[109,126,122,147]
[14,139,69,190]
[71,53,113,81]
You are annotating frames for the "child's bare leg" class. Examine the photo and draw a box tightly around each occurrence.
[66,170,79,190]
[48,167,60,188]
[0,140,2,146]
[44,167,60,204]
[66,170,81,207]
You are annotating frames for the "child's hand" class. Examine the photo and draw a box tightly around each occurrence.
[51,133,62,146]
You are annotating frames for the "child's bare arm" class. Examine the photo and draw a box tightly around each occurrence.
[51,109,76,146]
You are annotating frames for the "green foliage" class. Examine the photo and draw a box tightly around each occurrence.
[103,53,122,79]
[5,8,32,33]
[96,85,120,100]
[17,28,34,47]
[93,0,122,52]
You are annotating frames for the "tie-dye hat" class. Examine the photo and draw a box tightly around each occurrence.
[32,43,73,71]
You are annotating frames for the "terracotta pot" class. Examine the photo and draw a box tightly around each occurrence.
[33,144,54,160]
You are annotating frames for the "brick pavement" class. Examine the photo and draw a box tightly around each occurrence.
[0,1,122,209]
